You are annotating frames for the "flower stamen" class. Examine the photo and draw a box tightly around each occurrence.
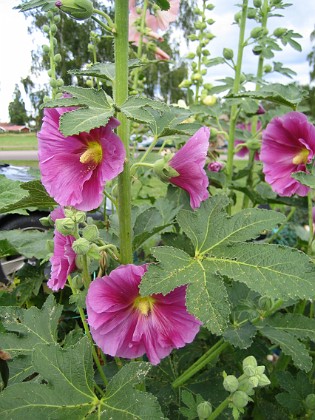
[80,141,103,165]
[292,148,309,165]
[133,296,155,316]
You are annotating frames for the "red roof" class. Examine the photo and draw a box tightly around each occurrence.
[0,123,30,132]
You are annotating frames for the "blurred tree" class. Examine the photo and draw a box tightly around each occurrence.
[8,85,28,125]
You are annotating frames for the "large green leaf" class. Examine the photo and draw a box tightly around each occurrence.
[226,83,306,108]
[15,0,56,12]
[44,86,115,135]
[0,180,56,214]
[100,362,166,419]
[176,196,285,254]
[0,176,29,215]
[0,229,52,260]
[0,295,62,384]
[258,326,312,372]
[120,96,168,124]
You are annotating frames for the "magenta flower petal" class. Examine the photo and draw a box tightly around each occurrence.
[86,264,201,365]
[38,108,125,211]
[260,111,315,197]
[47,207,76,291]
[168,127,210,209]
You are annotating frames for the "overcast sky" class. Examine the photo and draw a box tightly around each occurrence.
[0,0,315,122]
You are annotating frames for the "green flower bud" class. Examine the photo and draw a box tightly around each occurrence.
[243,365,256,377]
[179,79,192,88]
[56,0,94,21]
[39,216,54,227]
[202,49,210,56]
[202,95,217,106]
[223,48,234,60]
[55,217,76,235]
[247,8,256,19]
[54,53,62,63]
[42,44,50,53]
[54,14,61,23]
[47,10,54,18]
[43,24,50,33]
[251,27,265,38]
[191,73,203,82]
[273,27,287,37]
[188,34,199,41]
[255,366,265,375]
[50,23,58,34]
[253,0,262,7]
[238,378,255,395]
[73,211,86,223]
[203,83,213,90]
[205,32,215,40]
[194,21,207,30]
[305,394,315,411]
[47,69,53,77]
[264,64,272,73]
[72,237,90,255]
[210,127,219,137]
[223,375,239,393]
[82,224,99,242]
[72,274,84,289]
[56,78,64,87]
[206,4,215,10]
[193,7,203,15]
[232,391,250,409]
[186,52,196,59]
[243,356,257,372]
[86,79,93,87]
[207,18,215,25]
[257,373,271,387]
[234,11,242,23]
[197,401,213,419]
[239,73,246,83]
[87,243,101,260]
[248,376,259,388]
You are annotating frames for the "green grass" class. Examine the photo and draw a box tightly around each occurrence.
[0,133,38,150]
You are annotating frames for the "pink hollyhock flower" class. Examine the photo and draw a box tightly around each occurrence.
[86,264,201,365]
[208,161,224,172]
[260,111,315,197]
[234,121,261,160]
[168,127,210,209]
[38,109,125,211]
[146,0,180,32]
[47,207,76,291]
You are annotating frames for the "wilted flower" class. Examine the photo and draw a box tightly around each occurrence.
[168,127,210,209]
[234,121,261,160]
[38,109,125,211]
[47,207,76,291]
[260,111,315,196]
[86,264,201,365]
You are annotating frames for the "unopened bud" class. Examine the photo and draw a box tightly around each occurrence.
[253,0,262,7]
[72,237,90,255]
[191,73,203,82]
[202,95,217,106]
[42,44,50,53]
[257,373,271,387]
[87,243,100,260]
[243,356,257,372]
[223,48,234,60]
[153,157,179,182]
[56,0,94,21]
[82,224,99,242]
[223,375,239,393]
[273,27,287,37]
[197,401,213,419]
[232,391,250,409]
[179,79,192,88]
[247,8,256,18]
[54,53,62,63]
[55,217,76,235]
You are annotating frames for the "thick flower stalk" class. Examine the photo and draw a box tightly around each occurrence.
[47,206,76,291]
[86,264,201,365]
[38,108,125,211]
[260,111,315,196]
[168,126,210,209]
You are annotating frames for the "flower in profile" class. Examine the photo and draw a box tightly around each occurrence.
[38,109,125,211]
[168,127,210,209]
[86,264,201,365]
[260,111,315,196]
[234,121,261,160]
[47,207,76,291]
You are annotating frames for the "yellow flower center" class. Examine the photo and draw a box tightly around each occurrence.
[133,296,155,316]
[292,148,309,165]
[80,141,103,165]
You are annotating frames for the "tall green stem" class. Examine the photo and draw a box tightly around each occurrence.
[307,192,314,255]
[114,0,133,264]
[226,0,248,184]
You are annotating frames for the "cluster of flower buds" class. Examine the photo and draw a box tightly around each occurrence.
[179,3,217,104]
[223,356,270,418]
[41,8,64,101]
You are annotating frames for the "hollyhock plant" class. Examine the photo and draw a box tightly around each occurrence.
[86,264,201,365]
[38,109,125,211]
[168,127,210,209]
[234,121,261,160]
[47,207,76,291]
[260,111,315,197]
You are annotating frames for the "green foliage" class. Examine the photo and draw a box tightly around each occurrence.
[8,85,28,126]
